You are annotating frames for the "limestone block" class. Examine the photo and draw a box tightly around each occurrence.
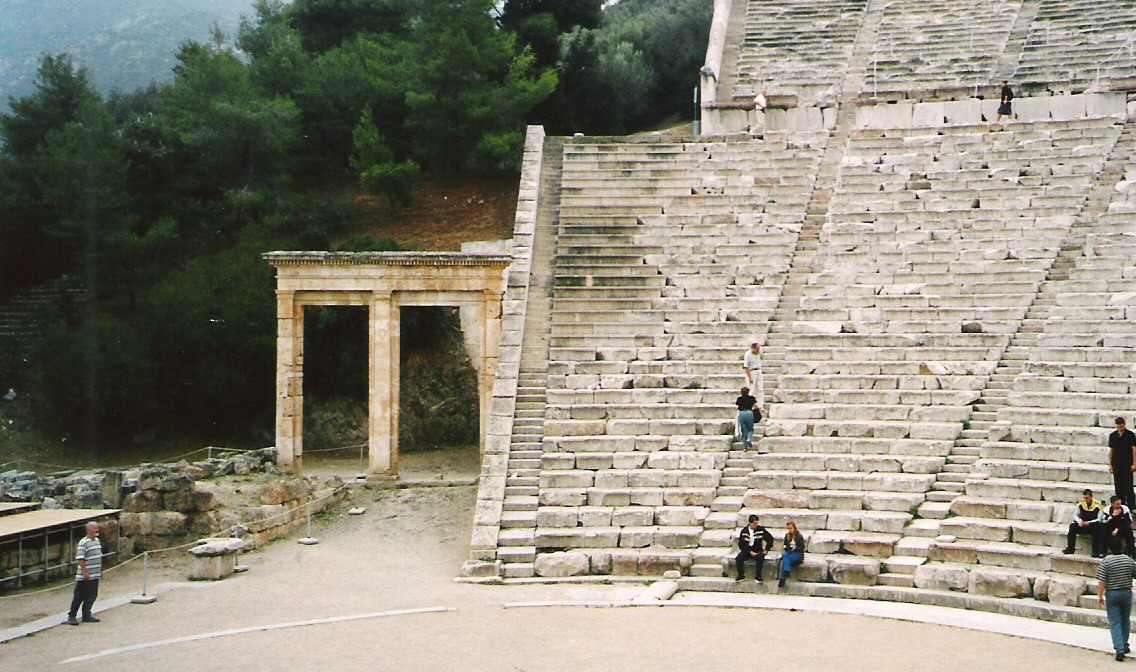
[639,549,692,577]
[619,527,655,548]
[807,531,846,554]
[613,508,654,527]
[968,568,1032,598]
[950,497,1007,519]
[611,551,641,576]
[744,490,810,509]
[843,533,897,558]
[1047,575,1088,607]
[793,556,829,583]
[654,507,710,527]
[545,420,606,437]
[537,508,578,528]
[913,563,969,592]
[1033,575,1051,601]
[539,489,586,507]
[534,552,590,578]
[588,490,631,507]
[654,527,702,548]
[662,489,716,507]
[608,419,649,435]
[828,556,880,586]
[536,527,619,550]
[190,554,237,581]
[578,507,613,527]
[584,550,613,575]
[629,488,664,506]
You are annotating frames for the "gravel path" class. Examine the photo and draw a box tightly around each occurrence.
[0,483,1111,671]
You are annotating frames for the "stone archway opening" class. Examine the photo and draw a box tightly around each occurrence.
[265,251,509,480]
[300,304,370,476]
[397,305,481,480]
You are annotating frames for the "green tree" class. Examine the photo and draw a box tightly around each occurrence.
[293,34,413,170]
[144,247,277,434]
[238,0,311,96]
[405,0,557,171]
[351,109,420,207]
[162,39,301,215]
[0,54,104,288]
[500,0,603,67]
[288,0,412,53]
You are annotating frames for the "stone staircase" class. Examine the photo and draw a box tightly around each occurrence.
[497,138,564,579]
[0,275,85,351]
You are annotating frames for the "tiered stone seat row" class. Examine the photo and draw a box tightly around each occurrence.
[699,119,1119,585]
[924,122,1134,608]
[733,0,868,101]
[504,134,827,578]
[866,0,1022,94]
[1012,0,1136,91]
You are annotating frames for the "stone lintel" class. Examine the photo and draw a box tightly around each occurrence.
[264,251,511,267]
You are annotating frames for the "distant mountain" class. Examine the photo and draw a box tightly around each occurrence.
[0,0,262,106]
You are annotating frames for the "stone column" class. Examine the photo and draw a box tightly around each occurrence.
[480,290,503,454]
[275,291,304,473]
[368,292,400,475]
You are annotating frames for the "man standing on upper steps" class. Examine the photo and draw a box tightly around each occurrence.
[1109,417,1136,510]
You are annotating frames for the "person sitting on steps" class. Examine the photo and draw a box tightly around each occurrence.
[1105,496,1136,558]
[778,521,807,588]
[1064,488,1106,557]
[736,514,775,582]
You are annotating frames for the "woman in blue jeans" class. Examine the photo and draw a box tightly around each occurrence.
[778,521,806,588]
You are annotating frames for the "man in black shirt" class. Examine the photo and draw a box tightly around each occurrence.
[1111,417,1136,509]
[736,514,774,582]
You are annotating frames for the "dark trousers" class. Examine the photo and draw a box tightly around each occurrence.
[735,551,765,579]
[69,579,99,619]
[1066,522,1103,555]
[1115,469,1135,510]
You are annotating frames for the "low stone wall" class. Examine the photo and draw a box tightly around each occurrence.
[1,448,348,556]
[462,125,545,576]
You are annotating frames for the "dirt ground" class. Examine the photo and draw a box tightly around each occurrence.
[0,472,1113,672]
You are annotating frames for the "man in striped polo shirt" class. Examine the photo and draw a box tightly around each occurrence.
[1098,537,1136,660]
[66,521,103,626]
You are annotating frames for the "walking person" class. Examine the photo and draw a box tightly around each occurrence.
[742,343,764,409]
[736,386,759,450]
[67,521,103,626]
[736,514,774,582]
[777,521,806,588]
[1064,488,1107,557]
[750,90,769,136]
[1110,417,1136,509]
[1098,537,1136,661]
[993,80,1014,128]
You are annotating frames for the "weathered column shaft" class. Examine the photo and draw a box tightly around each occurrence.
[275,292,304,473]
[369,292,399,474]
[480,290,503,454]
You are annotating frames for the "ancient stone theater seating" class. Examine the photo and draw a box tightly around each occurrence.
[467,0,1136,625]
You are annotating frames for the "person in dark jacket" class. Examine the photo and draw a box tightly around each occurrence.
[1064,488,1106,557]
[1104,496,1136,558]
[735,387,759,450]
[736,514,775,582]
[778,521,806,588]
[1110,417,1136,509]
[995,80,1014,125]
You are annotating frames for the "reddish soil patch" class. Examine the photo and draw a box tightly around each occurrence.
[346,173,519,251]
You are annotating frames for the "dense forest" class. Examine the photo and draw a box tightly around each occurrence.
[0,0,711,460]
